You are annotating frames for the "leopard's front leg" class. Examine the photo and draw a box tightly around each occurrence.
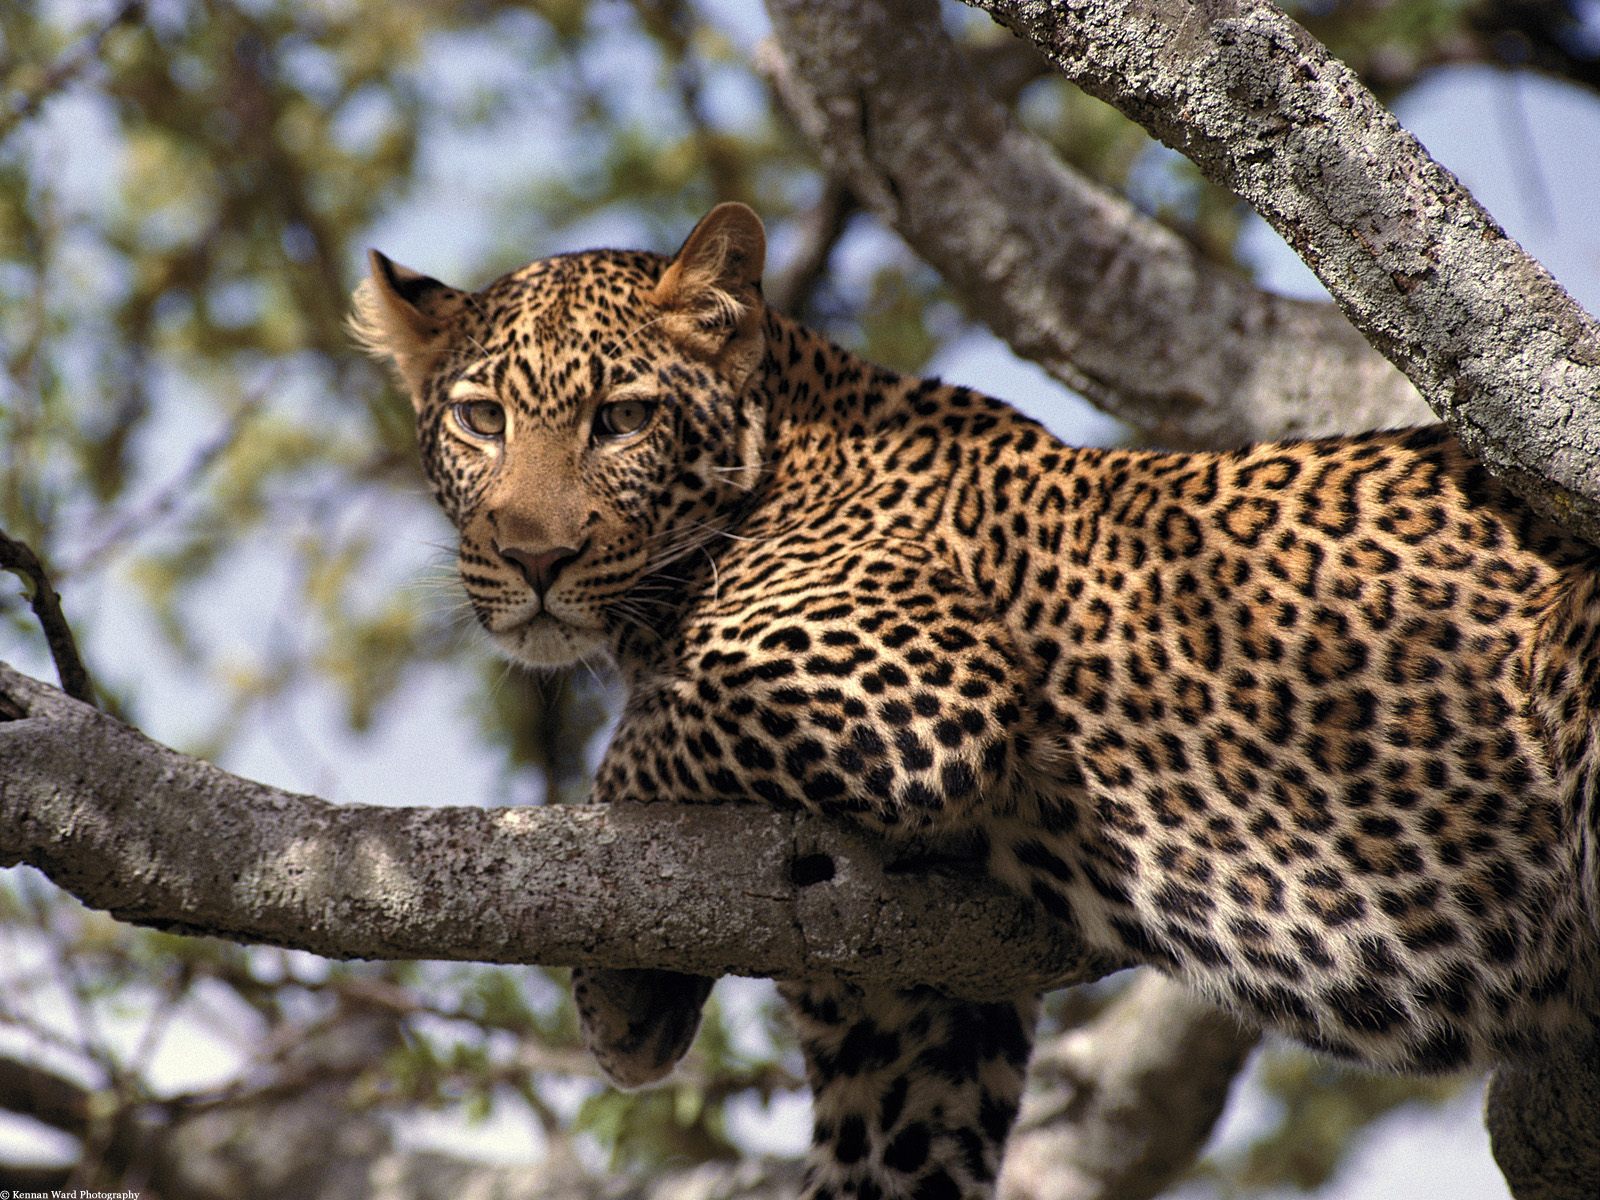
[572,541,1058,1189]
[572,967,715,1089]
[596,541,1057,839]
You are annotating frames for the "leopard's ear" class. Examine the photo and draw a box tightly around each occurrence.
[350,250,471,403]
[649,203,767,388]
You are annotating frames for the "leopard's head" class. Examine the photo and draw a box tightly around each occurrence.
[352,203,770,667]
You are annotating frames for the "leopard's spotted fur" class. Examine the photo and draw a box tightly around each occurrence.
[356,204,1600,1199]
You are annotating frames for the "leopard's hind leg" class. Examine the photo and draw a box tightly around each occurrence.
[781,981,1038,1200]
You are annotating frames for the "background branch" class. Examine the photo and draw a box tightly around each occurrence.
[1004,973,1258,1200]
[0,1053,93,1135]
[760,0,1431,449]
[0,0,144,142]
[764,179,859,320]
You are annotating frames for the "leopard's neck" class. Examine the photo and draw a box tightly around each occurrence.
[748,312,1082,551]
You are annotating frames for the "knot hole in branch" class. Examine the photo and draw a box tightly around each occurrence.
[790,852,836,887]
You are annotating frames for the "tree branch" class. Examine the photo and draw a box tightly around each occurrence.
[765,179,858,321]
[0,661,1110,1000]
[0,1053,92,1135]
[759,0,1431,449]
[960,0,1600,543]
[3,658,1268,1198]
[1485,1035,1600,1200]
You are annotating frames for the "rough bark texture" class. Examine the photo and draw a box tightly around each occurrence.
[960,0,1600,543]
[0,661,1102,1000]
[760,0,1431,449]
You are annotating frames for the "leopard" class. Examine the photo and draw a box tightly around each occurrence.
[352,201,1600,1200]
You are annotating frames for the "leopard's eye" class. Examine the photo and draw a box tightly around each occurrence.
[453,400,506,439]
[593,399,657,441]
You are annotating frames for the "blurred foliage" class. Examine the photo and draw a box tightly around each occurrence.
[1182,1047,1467,1197]
[1,0,1592,1192]
[1224,1052,1463,1191]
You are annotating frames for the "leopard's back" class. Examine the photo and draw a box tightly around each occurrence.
[965,425,1600,1069]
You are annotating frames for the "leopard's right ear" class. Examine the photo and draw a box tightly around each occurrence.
[349,251,470,403]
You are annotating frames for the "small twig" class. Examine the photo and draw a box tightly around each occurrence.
[0,528,95,705]
[0,1053,92,1135]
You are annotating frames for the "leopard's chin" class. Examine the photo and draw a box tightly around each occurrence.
[494,613,608,669]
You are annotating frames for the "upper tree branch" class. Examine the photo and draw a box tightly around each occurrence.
[961,0,1600,542]
[760,0,1431,449]
[0,661,1106,1000]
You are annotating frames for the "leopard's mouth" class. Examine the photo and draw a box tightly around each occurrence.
[495,610,608,669]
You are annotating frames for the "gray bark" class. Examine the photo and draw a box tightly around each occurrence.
[760,0,1431,449]
[959,0,1600,543]
[0,661,1101,1000]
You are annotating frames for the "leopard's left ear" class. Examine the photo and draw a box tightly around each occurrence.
[350,250,471,405]
[650,202,766,388]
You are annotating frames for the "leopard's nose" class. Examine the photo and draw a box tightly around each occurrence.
[497,543,584,601]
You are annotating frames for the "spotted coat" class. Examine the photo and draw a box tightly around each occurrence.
[354,204,1600,1200]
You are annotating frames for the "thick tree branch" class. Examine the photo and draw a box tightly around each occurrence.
[960,0,1600,543]
[760,0,1430,449]
[0,661,1109,1000]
